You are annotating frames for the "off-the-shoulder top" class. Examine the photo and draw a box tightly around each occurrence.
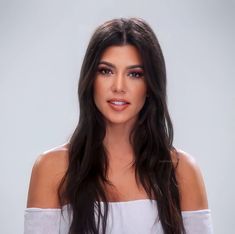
[24,199,213,234]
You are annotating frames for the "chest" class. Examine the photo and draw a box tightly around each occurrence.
[104,161,149,202]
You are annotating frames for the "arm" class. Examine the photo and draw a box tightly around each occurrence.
[24,147,69,234]
[174,149,208,211]
[26,147,68,208]
[172,149,214,233]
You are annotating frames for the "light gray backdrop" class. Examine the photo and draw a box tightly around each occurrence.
[0,0,234,233]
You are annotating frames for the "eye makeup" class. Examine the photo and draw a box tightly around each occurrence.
[96,61,144,79]
[127,69,144,78]
[97,66,113,76]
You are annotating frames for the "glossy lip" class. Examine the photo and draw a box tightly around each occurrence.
[108,101,129,111]
[107,98,130,104]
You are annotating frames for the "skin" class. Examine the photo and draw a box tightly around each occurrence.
[26,45,209,210]
[93,45,147,167]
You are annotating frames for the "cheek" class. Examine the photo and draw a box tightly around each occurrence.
[94,78,107,92]
[134,84,147,102]
[137,86,148,110]
[93,79,106,107]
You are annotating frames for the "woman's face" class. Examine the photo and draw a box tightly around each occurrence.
[93,44,147,126]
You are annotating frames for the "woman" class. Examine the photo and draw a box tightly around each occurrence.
[24,18,213,234]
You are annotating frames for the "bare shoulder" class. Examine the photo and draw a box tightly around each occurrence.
[26,143,69,208]
[171,148,209,211]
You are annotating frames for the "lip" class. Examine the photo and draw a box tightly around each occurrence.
[107,98,130,104]
[108,102,129,112]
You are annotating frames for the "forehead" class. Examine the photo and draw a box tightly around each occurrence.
[99,45,143,66]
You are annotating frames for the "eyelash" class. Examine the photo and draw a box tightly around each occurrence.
[97,67,144,78]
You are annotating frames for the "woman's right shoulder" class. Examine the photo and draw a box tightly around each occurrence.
[36,143,69,171]
[26,143,69,208]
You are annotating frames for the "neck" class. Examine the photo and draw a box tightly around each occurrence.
[103,120,136,161]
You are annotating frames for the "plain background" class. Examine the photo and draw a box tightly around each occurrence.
[0,0,234,233]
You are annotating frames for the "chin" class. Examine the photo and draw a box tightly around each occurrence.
[104,114,138,126]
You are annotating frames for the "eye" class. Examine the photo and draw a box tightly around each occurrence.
[128,71,144,78]
[97,67,113,76]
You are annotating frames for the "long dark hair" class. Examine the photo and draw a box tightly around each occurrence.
[58,17,185,234]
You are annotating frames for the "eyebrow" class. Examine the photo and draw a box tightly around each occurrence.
[98,61,144,69]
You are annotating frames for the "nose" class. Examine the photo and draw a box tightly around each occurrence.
[111,73,126,93]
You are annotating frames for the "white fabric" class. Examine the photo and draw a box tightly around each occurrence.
[24,199,214,234]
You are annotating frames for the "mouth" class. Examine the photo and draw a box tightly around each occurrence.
[108,101,130,105]
[107,99,130,105]
[107,99,130,111]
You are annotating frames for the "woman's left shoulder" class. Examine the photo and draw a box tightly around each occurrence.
[170,148,209,211]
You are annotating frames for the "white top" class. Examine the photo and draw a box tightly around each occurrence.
[24,199,214,234]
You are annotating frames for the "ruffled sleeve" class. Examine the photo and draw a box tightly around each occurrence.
[182,209,214,234]
[24,205,71,234]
